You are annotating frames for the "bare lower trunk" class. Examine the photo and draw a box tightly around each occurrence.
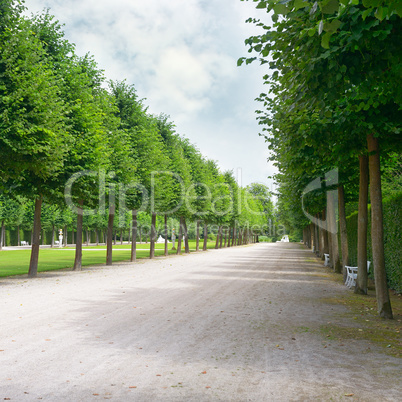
[224,229,228,247]
[367,134,393,318]
[356,155,369,294]
[131,210,137,262]
[95,229,99,246]
[120,229,123,245]
[196,220,200,252]
[0,220,4,250]
[215,227,220,249]
[73,200,84,271]
[17,225,20,246]
[227,226,231,248]
[28,197,42,278]
[338,185,349,280]
[164,215,168,256]
[150,212,156,259]
[231,225,235,247]
[327,191,341,273]
[51,225,55,248]
[183,217,190,254]
[203,223,208,251]
[176,217,183,255]
[311,222,316,253]
[219,226,223,248]
[106,205,115,266]
[86,229,89,246]
[64,226,67,247]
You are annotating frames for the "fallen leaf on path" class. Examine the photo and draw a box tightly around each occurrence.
[129,386,137,389]
[201,371,207,374]
[344,393,354,397]
[205,386,211,389]
[92,394,99,396]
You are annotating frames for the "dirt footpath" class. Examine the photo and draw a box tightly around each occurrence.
[1,243,400,401]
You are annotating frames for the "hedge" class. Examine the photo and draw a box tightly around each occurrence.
[346,192,402,293]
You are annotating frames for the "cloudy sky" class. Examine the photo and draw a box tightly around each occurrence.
[24,0,277,193]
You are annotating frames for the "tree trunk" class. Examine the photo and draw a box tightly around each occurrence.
[131,210,137,262]
[176,216,183,255]
[73,200,84,271]
[51,225,55,248]
[203,223,208,251]
[106,205,115,266]
[224,229,228,248]
[95,229,99,246]
[114,231,117,245]
[315,216,320,255]
[215,226,220,249]
[196,220,200,252]
[227,226,231,248]
[183,217,190,254]
[28,197,42,278]
[17,225,20,246]
[150,212,156,259]
[231,225,235,247]
[327,191,341,273]
[311,222,316,253]
[356,155,369,294]
[164,215,168,257]
[367,134,393,318]
[86,229,89,246]
[64,226,67,246]
[120,229,123,245]
[0,220,4,250]
[219,226,223,248]
[338,185,349,280]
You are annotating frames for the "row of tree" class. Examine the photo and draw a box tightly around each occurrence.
[0,1,275,275]
[240,0,401,318]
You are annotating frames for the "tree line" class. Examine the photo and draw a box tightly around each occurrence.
[0,1,275,276]
[239,0,401,318]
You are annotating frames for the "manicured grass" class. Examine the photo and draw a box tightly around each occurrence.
[0,241,217,277]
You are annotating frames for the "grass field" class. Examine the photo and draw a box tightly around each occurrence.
[0,241,217,277]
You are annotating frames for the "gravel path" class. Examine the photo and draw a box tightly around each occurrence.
[1,243,400,401]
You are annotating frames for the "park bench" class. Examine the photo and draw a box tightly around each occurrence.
[21,241,29,246]
[345,261,371,288]
[324,253,330,266]
[54,240,60,246]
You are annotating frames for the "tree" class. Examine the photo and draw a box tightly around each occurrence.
[0,6,70,276]
[239,0,401,317]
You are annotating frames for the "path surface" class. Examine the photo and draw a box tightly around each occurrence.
[1,243,400,401]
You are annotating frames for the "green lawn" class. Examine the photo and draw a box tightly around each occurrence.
[0,241,217,277]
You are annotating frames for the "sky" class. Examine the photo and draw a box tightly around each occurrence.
[24,0,277,193]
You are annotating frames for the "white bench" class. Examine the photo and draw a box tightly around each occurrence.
[54,240,60,246]
[345,261,371,288]
[21,241,29,246]
[324,253,330,266]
